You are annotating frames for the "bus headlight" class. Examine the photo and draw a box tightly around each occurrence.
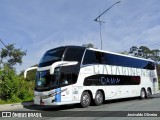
[49,93,55,97]
[48,91,57,97]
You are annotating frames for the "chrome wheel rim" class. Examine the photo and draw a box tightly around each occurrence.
[82,94,89,105]
[141,90,145,98]
[96,93,102,103]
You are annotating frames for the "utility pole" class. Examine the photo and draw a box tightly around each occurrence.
[94,1,121,50]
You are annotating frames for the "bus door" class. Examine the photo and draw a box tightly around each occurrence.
[59,66,77,102]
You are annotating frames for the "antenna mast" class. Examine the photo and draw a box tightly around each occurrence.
[94,1,121,50]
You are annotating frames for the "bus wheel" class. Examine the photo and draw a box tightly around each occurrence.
[80,91,91,108]
[146,89,152,99]
[140,89,146,99]
[94,91,103,106]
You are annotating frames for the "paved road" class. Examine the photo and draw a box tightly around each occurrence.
[1,93,160,120]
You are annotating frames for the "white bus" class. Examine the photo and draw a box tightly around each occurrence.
[24,46,159,107]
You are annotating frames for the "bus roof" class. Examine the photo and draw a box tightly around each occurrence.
[49,45,154,63]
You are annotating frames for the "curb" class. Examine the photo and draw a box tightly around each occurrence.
[0,102,34,111]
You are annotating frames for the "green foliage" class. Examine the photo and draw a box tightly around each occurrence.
[120,51,129,55]
[0,44,26,68]
[0,42,32,104]
[20,64,37,82]
[82,43,96,48]
[0,65,34,104]
[129,46,160,63]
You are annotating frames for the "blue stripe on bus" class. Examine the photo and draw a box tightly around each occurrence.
[55,88,61,102]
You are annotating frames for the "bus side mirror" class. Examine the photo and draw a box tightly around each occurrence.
[50,61,78,75]
[24,67,38,78]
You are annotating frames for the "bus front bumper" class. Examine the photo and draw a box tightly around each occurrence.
[34,96,59,105]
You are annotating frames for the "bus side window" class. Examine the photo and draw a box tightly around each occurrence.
[105,53,115,65]
[95,52,106,64]
[148,62,155,70]
[63,47,85,63]
[83,50,97,64]
[83,50,106,65]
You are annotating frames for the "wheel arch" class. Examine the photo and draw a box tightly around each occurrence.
[82,90,94,101]
[141,87,146,92]
[147,87,152,94]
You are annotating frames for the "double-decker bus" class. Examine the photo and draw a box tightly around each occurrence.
[24,46,159,107]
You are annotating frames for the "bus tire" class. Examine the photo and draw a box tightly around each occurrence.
[146,88,152,99]
[80,91,91,108]
[140,89,146,99]
[94,91,103,106]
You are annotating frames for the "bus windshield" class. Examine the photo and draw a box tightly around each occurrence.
[35,70,60,91]
[38,47,65,67]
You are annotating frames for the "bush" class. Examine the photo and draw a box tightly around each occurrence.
[0,65,34,104]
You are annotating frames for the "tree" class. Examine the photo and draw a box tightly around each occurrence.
[129,46,152,58]
[138,46,152,59]
[82,43,96,48]
[0,41,30,103]
[151,49,160,63]
[129,46,139,57]
[0,43,27,69]
[120,51,129,55]
[0,65,33,101]
[128,46,160,63]
[20,64,38,82]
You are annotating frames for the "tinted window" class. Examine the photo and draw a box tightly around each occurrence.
[111,54,155,70]
[60,47,85,86]
[38,47,65,67]
[83,74,140,86]
[83,50,155,70]
[83,50,106,64]
[63,47,85,63]
[105,53,115,65]
[36,47,85,91]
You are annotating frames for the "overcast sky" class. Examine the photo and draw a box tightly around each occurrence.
[0,0,160,73]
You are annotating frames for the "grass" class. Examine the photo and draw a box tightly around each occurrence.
[0,99,22,104]
[0,97,33,105]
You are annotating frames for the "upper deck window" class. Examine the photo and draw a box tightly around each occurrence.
[83,50,155,70]
[38,47,65,67]
[83,50,106,64]
[63,47,85,63]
